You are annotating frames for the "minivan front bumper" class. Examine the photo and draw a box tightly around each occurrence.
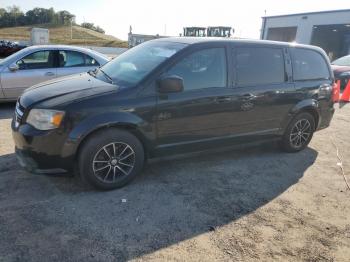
[12,120,74,173]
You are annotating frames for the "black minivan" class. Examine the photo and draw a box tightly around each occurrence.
[12,38,335,189]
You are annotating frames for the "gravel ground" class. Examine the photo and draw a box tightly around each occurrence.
[0,102,349,262]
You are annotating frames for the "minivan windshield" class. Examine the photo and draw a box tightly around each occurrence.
[97,41,187,87]
[332,55,350,66]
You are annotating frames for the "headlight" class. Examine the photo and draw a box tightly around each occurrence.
[26,109,65,130]
[339,71,350,77]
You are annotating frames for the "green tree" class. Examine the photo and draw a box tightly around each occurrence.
[95,26,105,34]
[6,5,23,26]
[81,22,105,34]
[0,6,83,29]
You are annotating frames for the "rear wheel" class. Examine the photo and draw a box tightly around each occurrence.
[79,128,144,190]
[281,112,315,153]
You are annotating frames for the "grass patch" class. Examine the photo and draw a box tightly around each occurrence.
[0,24,127,48]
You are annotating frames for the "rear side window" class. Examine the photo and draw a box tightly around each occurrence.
[235,47,285,86]
[58,50,99,67]
[292,49,330,81]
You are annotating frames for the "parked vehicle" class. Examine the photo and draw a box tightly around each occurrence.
[207,26,233,37]
[0,40,27,58]
[183,27,207,37]
[12,38,335,190]
[0,45,109,101]
[331,55,350,90]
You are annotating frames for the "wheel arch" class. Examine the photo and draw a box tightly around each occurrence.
[61,112,154,163]
[300,107,319,130]
[74,123,150,164]
[285,99,320,131]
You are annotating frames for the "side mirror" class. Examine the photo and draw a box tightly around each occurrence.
[8,63,19,72]
[158,75,184,93]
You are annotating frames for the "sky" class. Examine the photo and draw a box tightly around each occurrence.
[0,0,350,40]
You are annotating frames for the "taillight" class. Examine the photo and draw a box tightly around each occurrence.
[332,80,340,103]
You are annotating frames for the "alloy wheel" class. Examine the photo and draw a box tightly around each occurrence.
[92,142,135,183]
[289,119,312,149]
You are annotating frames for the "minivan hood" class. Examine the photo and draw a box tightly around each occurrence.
[20,73,117,108]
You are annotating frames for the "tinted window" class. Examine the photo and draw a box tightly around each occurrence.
[16,50,54,70]
[236,47,285,86]
[167,48,227,91]
[59,50,99,67]
[292,49,330,81]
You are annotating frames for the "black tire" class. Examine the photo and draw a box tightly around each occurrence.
[281,112,315,153]
[78,128,144,190]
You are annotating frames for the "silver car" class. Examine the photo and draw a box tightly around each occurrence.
[0,45,109,101]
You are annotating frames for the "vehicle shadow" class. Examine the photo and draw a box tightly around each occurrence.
[0,102,15,120]
[0,144,318,261]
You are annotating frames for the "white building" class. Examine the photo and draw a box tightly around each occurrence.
[261,9,350,60]
[31,28,49,45]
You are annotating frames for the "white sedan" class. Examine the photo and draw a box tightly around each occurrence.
[0,45,109,101]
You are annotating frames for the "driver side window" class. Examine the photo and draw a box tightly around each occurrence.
[16,51,54,70]
[167,47,227,91]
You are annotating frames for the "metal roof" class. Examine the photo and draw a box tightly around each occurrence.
[263,8,350,19]
[26,44,95,52]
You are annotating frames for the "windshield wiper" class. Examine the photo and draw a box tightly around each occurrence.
[99,68,114,84]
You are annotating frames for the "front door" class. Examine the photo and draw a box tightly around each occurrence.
[156,45,237,148]
[1,50,56,99]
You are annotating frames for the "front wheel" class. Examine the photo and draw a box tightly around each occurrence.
[281,112,315,153]
[78,129,144,190]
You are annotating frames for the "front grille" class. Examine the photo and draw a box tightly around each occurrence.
[15,99,25,125]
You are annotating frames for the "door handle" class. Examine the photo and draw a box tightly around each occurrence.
[241,93,257,101]
[45,72,55,76]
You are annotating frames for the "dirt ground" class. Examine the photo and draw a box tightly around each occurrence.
[0,102,349,262]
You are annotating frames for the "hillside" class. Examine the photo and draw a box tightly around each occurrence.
[0,24,127,48]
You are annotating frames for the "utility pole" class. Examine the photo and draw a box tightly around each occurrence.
[70,18,73,40]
